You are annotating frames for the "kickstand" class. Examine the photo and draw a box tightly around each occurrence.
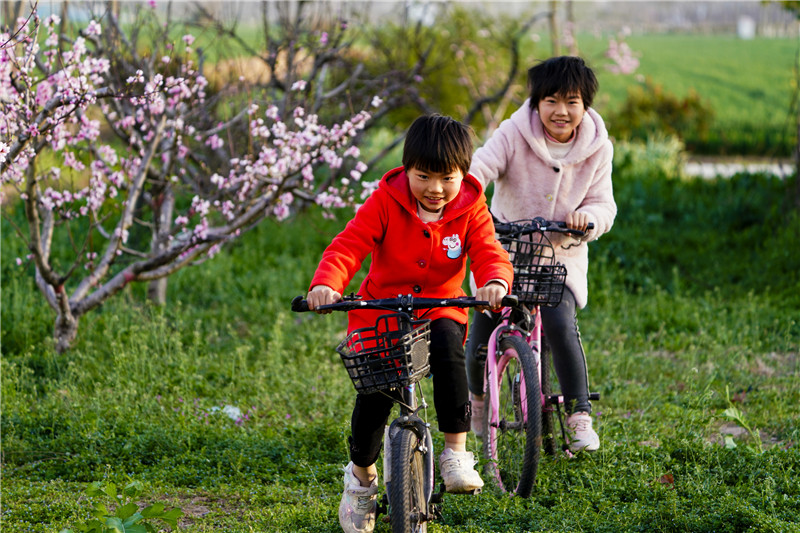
[430,483,446,504]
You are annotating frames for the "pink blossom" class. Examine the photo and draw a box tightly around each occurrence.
[86,20,102,36]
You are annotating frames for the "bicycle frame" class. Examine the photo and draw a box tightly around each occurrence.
[484,305,542,429]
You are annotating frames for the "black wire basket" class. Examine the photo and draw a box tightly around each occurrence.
[500,231,567,307]
[336,313,431,394]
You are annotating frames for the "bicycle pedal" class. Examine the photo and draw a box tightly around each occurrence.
[377,495,388,515]
[476,344,488,362]
[431,504,443,520]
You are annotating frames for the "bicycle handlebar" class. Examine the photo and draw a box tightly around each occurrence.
[493,216,594,238]
[291,294,520,314]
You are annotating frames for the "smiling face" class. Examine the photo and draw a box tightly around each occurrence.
[537,92,586,143]
[407,166,464,213]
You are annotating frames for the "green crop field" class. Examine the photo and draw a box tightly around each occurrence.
[578,34,798,157]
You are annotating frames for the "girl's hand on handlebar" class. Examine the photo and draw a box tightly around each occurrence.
[475,282,507,312]
[565,211,591,234]
[307,285,342,313]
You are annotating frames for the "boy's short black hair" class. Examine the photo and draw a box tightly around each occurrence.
[402,114,473,177]
[527,56,598,109]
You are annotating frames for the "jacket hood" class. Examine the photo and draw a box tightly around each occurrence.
[379,166,484,222]
[510,99,609,166]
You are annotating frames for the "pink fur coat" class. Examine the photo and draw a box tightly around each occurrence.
[469,100,617,308]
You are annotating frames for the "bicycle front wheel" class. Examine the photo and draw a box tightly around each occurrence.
[482,335,542,498]
[389,428,431,533]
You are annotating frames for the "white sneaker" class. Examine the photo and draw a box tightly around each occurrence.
[565,411,600,452]
[439,448,484,493]
[471,396,485,438]
[339,462,378,533]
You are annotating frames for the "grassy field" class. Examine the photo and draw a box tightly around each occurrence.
[2,138,799,531]
[576,34,798,157]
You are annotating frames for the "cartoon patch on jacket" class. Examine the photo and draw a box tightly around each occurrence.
[442,234,462,259]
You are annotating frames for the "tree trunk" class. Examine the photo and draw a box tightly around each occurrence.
[54,301,78,354]
[2,1,23,30]
[566,0,578,56]
[549,0,560,57]
[794,45,800,209]
[147,187,175,305]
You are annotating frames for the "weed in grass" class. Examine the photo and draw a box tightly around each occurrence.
[58,479,183,533]
[722,385,764,453]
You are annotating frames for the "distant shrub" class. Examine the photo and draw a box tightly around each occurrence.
[608,78,714,150]
[612,134,687,183]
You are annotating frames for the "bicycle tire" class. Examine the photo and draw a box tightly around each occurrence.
[482,335,542,498]
[540,338,558,456]
[389,428,430,533]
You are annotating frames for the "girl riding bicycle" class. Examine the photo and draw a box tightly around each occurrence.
[306,114,513,533]
[466,55,617,453]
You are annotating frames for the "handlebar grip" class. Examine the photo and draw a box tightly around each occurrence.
[556,222,595,231]
[501,294,519,307]
[291,296,310,313]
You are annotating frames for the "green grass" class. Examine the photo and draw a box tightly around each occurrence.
[579,34,798,157]
[3,139,799,531]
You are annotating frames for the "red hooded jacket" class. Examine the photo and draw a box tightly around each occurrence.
[310,167,514,332]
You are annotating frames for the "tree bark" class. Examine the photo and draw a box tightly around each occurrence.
[147,187,175,305]
[53,287,78,354]
[795,105,799,208]
[2,1,23,30]
[549,0,560,57]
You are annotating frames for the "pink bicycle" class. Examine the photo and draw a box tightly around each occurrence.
[478,217,599,497]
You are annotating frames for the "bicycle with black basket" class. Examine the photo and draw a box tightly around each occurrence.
[476,216,600,498]
[291,293,516,532]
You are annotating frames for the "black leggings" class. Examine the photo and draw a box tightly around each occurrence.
[349,318,470,468]
[465,288,592,415]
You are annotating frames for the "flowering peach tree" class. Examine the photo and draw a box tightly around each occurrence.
[0,5,386,352]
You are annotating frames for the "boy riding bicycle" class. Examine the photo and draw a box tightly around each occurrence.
[306,114,513,533]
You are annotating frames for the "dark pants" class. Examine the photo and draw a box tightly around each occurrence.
[465,288,591,415]
[349,318,470,468]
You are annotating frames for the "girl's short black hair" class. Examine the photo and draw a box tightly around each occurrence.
[402,114,474,177]
[527,56,598,109]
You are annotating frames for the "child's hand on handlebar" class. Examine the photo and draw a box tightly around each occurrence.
[475,281,507,312]
[565,211,591,233]
[307,285,342,313]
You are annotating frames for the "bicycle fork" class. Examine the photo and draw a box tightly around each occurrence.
[379,384,441,524]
